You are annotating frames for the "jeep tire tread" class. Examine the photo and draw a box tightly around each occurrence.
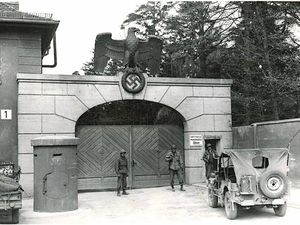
[273,202,287,217]
[259,170,288,199]
[224,192,238,220]
[11,209,19,224]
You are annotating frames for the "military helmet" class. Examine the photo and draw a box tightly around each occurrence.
[120,149,126,154]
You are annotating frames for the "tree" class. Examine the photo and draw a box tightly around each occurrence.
[165,1,239,78]
[121,1,239,78]
[83,1,239,78]
[81,1,300,125]
[81,51,102,75]
[121,1,174,36]
[121,1,176,77]
[82,50,123,76]
[222,1,300,125]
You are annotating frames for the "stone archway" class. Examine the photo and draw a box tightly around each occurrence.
[17,73,232,195]
[75,100,185,190]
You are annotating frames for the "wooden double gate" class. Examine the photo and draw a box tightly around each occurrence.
[76,125,184,190]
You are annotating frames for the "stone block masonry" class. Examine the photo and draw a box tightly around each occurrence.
[17,73,233,197]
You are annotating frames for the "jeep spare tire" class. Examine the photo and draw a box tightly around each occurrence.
[259,170,288,199]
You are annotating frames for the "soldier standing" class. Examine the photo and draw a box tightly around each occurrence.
[165,144,185,192]
[115,149,129,196]
[202,143,218,179]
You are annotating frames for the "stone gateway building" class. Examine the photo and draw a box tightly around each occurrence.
[18,74,232,195]
[1,3,233,197]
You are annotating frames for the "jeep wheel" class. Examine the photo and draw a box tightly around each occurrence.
[224,192,238,220]
[259,170,288,199]
[11,209,19,224]
[273,202,287,217]
[208,187,218,208]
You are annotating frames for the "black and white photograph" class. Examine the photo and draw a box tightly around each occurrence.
[0,0,299,224]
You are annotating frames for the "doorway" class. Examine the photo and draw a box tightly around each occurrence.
[204,138,221,154]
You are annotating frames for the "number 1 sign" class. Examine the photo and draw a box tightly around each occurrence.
[1,109,12,120]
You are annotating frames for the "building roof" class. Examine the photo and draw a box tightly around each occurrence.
[0,2,60,57]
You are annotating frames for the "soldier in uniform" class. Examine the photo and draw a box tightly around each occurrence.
[202,143,218,179]
[115,149,129,196]
[165,144,185,192]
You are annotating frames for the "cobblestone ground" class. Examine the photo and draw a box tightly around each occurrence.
[19,185,300,225]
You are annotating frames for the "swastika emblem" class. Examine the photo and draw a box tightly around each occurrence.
[126,74,142,90]
[121,71,145,93]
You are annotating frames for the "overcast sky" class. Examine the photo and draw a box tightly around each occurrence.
[11,0,147,74]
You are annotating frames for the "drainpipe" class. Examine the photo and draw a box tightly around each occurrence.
[253,123,257,148]
[42,34,57,68]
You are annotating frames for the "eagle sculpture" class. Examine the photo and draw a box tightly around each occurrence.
[94,27,163,76]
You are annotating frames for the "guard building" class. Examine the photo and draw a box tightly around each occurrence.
[0,3,59,167]
[0,2,233,197]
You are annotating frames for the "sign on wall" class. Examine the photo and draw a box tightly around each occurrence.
[1,109,12,120]
[189,135,203,147]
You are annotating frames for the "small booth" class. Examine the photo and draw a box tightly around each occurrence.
[31,136,79,212]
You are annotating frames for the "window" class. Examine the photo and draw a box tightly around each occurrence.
[252,156,269,169]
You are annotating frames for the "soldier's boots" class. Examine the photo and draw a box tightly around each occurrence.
[122,190,129,195]
[171,185,175,192]
[180,185,185,191]
[117,192,121,197]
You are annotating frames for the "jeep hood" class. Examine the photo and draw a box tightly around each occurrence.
[227,148,289,184]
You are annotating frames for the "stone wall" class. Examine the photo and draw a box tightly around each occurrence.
[232,119,300,184]
[17,73,233,197]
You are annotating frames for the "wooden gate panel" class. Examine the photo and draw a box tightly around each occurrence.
[102,126,130,176]
[132,126,159,187]
[76,125,130,190]
[158,125,184,186]
[77,126,104,177]
[76,124,183,190]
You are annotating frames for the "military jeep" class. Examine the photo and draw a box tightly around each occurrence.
[207,148,289,220]
[0,162,22,224]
